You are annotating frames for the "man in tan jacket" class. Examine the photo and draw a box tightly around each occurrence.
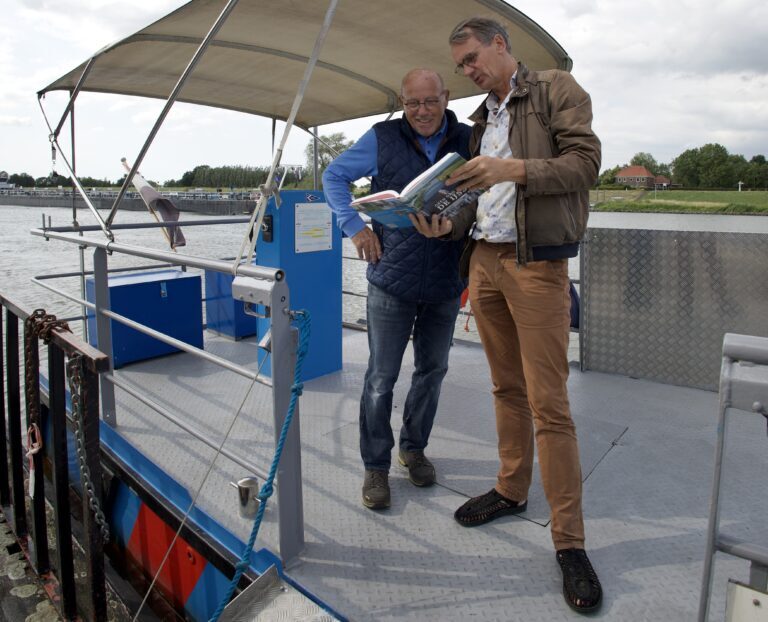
[411,16,602,614]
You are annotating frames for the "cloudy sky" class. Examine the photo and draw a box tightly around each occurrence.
[1,0,767,183]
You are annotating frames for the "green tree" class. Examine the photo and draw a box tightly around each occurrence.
[655,162,672,178]
[304,132,353,180]
[697,143,732,188]
[9,173,35,187]
[630,152,659,175]
[598,165,621,186]
[672,147,701,187]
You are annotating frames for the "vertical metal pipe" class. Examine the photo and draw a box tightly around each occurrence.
[107,0,242,226]
[22,325,50,574]
[0,308,9,505]
[269,279,304,565]
[6,310,27,537]
[80,360,107,621]
[313,126,319,189]
[697,355,732,622]
[93,248,116,426]
[70,92,77,223]
[71,96,89,339]
[236,0,340,268]
[49,344,77,619]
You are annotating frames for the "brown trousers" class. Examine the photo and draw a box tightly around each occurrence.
[469,240,584,550]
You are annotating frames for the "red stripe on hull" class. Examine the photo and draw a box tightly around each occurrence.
[126,503,207,608]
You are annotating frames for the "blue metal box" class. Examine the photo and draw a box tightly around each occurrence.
[86,270,203,368]
[256,190,342,381]
[204,269,258,339]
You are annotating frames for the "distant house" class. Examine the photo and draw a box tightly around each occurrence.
[0,171,13,190]
[615,165,655,189]
[654,175,671,189]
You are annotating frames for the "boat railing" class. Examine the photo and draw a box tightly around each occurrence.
[0,290,110,621]
[698,333,768,620]
[28,225,305,567]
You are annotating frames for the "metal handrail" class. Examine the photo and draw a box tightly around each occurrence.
[105,373,271,483]
[31,275,272,385]
[30,229,284,282]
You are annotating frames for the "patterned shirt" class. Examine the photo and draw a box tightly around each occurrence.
[473,74,518,243]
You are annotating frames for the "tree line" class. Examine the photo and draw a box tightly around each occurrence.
[599,143,768,189]
[7,137,765,191]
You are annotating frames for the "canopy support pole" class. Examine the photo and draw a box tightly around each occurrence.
[313,127,319,189]
[106,0,243,228]
[37,57,114,239]
[233,0,340,271]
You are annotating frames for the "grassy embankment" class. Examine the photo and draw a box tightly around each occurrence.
[590,189,768,214]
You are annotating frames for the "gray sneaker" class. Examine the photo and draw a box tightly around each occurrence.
[398,449,436,487]
[362,470,390,509]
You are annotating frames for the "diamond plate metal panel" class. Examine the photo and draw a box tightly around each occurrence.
[582,229,768,389]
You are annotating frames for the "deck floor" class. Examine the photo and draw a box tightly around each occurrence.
[111,327,768,621]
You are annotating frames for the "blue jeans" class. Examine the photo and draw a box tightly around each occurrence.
[360,283,461,471]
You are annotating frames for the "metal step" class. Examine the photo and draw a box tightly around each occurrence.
[220,566,339,621]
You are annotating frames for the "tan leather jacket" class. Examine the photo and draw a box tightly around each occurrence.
[449,63,601,267]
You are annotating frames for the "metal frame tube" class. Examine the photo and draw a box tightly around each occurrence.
[47,57,95,142]
[100,308,271,385]
[43,217,251,234]
[0,308,8,505]
[268,279,304,566]
[36,96,112,240]
[92,248,117,426]
[107,0,242,227]
[31,229,284,283]
[105,373,270,482]
[31,277,272,386]
[698,355,731,622]
[235,0,340,270]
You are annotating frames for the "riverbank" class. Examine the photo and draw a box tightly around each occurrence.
[0,194,255,216]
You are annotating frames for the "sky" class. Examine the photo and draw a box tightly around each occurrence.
[1,0,767,184]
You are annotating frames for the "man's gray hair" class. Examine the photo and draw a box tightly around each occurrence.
[449,17,511,53]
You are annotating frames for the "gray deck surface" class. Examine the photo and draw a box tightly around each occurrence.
[110,327,767,622]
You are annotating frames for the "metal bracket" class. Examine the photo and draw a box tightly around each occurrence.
[232,276,273,319]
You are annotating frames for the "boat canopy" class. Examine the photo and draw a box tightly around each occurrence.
[38,0,571,127]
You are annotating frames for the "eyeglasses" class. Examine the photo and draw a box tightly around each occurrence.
[454,44,485,74]
[401,95,444,111]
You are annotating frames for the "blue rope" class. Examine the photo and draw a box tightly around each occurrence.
[209,310,311,622]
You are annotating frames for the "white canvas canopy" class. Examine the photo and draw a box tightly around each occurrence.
[39,0,571,127]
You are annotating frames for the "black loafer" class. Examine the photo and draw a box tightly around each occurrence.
[556,548,603,613]
[454,488,527,527]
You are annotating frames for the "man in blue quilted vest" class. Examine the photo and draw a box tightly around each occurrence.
[323,68,471,510]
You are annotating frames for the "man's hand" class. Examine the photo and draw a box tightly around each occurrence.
[409,213,453,238]
[446,155,527,192]
[351,226,382,263]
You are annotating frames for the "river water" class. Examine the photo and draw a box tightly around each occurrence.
[3,204,763,344]
[1,204,478,341]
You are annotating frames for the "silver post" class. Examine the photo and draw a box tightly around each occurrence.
[269,279,304,566]
[313,126,319,189]
[697,355,733,621]
[92,248,116,426]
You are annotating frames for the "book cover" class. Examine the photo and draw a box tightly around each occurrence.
[350,152,485,229]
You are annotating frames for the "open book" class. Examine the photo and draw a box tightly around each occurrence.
[350,152,485,229]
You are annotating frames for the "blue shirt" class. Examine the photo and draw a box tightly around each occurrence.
[322,115,449,238]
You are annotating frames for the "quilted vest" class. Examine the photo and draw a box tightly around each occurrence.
[367,110,471,302]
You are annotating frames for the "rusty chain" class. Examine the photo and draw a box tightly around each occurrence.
[24,308,72,425]
[67,353,110,545]
[24,309,109,543]
[24,309,48,427]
